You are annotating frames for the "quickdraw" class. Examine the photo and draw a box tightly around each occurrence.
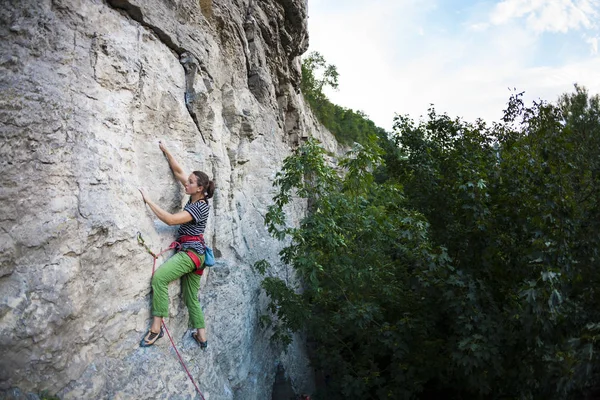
[136,232,206,400]
[137,231,158,258]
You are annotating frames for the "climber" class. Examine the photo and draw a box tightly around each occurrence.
[138,140,215,349]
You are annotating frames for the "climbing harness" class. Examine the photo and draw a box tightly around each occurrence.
[136,232,206,400]
[138,232,207,275]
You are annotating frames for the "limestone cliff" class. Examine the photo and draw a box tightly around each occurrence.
[0,0,340,398]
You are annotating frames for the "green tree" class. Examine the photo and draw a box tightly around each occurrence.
[301,51,339,110]
[386,86,600,398]
[257,138,454,398]
[259,86,600,399]
[300,52,388,145]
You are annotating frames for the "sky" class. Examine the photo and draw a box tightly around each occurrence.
[306,0,600,131]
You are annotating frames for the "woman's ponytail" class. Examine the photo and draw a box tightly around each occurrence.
[205,180,215,199]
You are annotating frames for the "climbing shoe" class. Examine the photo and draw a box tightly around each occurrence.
[192,331,208,350]
[140,327,164,347]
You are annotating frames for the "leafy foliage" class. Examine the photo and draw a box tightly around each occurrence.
[259,85,600,399]
[385,85,600,398]
[301,52,386,145]
[301,52,339,110]
[259,137,453,398]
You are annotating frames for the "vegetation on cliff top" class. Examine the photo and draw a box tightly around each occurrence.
[301,51,386,146]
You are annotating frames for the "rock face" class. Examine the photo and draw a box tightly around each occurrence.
[0,0,340,398]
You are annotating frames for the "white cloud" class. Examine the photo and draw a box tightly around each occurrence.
[469,22,490,31]
[585,35,599,54]
[491,0,600,33]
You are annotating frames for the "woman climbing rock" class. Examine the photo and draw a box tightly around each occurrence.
[138,140,215,349]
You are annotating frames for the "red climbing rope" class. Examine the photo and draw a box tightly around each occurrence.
[137,232,206,400]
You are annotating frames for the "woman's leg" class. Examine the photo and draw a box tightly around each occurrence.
[181,271,205,333]
[150,252,195,328]
[182,272,208,347]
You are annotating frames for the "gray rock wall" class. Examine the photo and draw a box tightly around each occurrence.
[0,0,340,398]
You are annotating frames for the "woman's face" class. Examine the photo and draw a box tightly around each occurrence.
[185,174,203,195]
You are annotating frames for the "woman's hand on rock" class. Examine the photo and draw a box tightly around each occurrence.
[159,140,167,154]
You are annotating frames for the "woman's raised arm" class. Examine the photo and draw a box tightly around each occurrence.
[159,141,187,186]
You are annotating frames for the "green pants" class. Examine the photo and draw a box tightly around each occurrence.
[151,251,205,329]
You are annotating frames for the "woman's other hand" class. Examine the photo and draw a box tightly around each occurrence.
[138,188,149,204]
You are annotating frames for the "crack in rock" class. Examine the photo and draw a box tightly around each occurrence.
[106,0,184,54]
[180,51,206,144]
[105,0,206,142]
